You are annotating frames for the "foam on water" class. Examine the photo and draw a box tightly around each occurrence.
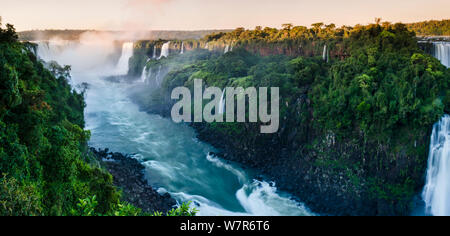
[422,115,450,216]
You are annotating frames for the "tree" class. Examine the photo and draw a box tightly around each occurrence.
[282,23,293,31]
[311,22,324,29]
[375,18,382,25]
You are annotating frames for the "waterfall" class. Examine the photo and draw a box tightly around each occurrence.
[205,42,209,50]
[35,40,71,62]
[35,41,53,61]
[152,45,157,59]
[140,58,150,83]
[219,89,226,114]
[224,45,230,54]
[433,42,450,68]
[156,65,163,86]
[180,42,185,54]
[422,115,450,216]
[116,42,134,75]
[140,66,147,83]
[322,45,328,62]
[159,42,170,59]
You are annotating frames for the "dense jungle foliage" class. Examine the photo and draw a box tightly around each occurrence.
[406,20,450,36]
[1,21,123,216]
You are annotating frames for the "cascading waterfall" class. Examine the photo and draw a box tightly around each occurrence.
[34,40,72,62]
[152,45,157,59]
[35,41,53,61]
[180,42,185,54]
[140,67,147,83]
[433,42,450,68]
[159,42,170,59]
[205,42,209,50]
[219,89,226,114]
[224,45,230,54]
[422,115,450,216]
[156,65,163,86]
[140,58,150,83]
[116,42,134,75]
[322,45,328,62]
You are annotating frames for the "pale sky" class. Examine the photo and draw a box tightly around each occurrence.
[1,0,449,31]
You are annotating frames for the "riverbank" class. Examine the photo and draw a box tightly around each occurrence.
[91,148,177,213]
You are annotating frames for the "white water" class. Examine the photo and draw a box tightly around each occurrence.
[140,58,151,83]
[433,42,450,68]
[35,41,71,62]
[156,65,163,86]
[152,45,157,59]
[35,40,314,216]
[322,45,328,62]
[180,42,185,54]
[423,115,450,216]
[224,45,230,54]
[219,89,226,114]
[115,42,134,75]
[159,42,170,59]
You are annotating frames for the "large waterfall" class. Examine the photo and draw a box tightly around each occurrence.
[116,42,134,75]
[422,115,450,216]
[180,42,185,54]
[433,42,450,68]
[159,42,170,59]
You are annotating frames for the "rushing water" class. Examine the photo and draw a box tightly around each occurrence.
[159,42,170,59]
[417,42,450,216]
[433,42,450,68]
[35,40,314,216]
[218,89,226,114]
[422,115,450,216]
[116,42,134,74]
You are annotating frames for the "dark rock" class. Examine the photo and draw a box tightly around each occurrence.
[91,148,177,214]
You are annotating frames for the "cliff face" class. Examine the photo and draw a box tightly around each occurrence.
[129,38,348,77]
[131,84,432,216]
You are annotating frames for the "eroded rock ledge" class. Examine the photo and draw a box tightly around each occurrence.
[91,148,177,213]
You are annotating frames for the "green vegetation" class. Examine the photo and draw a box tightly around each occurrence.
[406,20,450,36]
[0,21,120,216]
[70,196,197,216]
[0,21,196,216]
